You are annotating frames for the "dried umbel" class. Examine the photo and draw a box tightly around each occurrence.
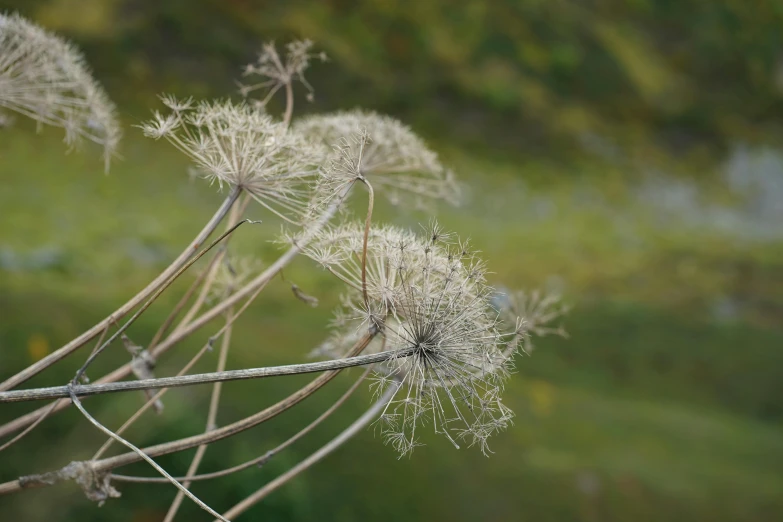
[0,12,120,169]
[295,110,462,209]
[240,40,327,106]
[494,289,569,354]
[303,222,517,456]
[140,97,322,224]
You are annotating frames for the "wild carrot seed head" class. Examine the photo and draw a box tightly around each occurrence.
[0,12,121,170]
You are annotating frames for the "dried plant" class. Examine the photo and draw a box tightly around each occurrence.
[296,110,462,209]
[0,12,121,170]
[0,16,567,522]
[140,97,322,224]
[304,222,515,455]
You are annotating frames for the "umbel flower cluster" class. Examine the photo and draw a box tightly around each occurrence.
[305,222,515,455]
[140,97,322,224]
[295,110,461,209]
[0,13,567,521]
[0,12,120,170]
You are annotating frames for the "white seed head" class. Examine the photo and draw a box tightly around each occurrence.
[294,110,462,209]
[306,222,515,456]
[0,12,121,170]
[140,98,322,224]
[239,40,326,106]
[494,289,569,354]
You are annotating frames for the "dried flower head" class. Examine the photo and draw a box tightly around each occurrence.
[140,97,322,224]
[304,222,518,456]
[494,289,569,354]
[0,12,121,169]
[239,40,327,106]
[294,110,462,210]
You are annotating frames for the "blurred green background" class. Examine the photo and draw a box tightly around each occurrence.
[1,1,782,521]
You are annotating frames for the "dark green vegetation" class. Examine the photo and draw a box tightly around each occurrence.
[2,1,783,521]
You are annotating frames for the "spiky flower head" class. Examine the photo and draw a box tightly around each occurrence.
[294,110,462,210]
[239,40,327,106]
[140,97,322,224]
[303,221,517,456]
[0,12,121,170]
[493,289,569,354]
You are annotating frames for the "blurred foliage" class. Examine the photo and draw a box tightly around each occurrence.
[1,2,783,521]
[3,0,783,156]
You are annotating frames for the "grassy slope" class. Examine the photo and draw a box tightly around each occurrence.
[0,124,781,521]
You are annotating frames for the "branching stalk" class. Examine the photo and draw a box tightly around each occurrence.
[109,366,372,484]
[219,380,399,520]
[0,331,378,496]
[0,187,242,392]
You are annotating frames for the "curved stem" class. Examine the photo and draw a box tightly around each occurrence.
[91,335,216,460]
[163,307,235,522]
[0,187,242,392]
[110,366,372,484]
[219,380,398,520]
[0,187,351,439]
[0,331,378,496]
[72,217,257,384]
[68,387,228,521]
[174,194,251,335]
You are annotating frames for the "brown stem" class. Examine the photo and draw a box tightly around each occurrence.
[359,179,375,306]
[0,188,351,439]
[174,194,251,334]
[0,331,377,496]
[218,380,397,520]
[163,307,235,522]
[71,218,256,384]
[282,81,294,127]
[91,335,217,460]
[146,251,219,352]
[0,187,242,392]
[110,366,372,484]
[67,388,228,521]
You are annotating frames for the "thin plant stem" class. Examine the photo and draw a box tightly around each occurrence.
[0,399,59,453]
[0,331,377,496]
[71,218,258,384]
[282,81,294,127]
[174,194,252,335]
[0,346,410,403]
[147,249,221,352]
[0,190,350,439]
[91,334,218,460]
[110,366,373,484]
[163,306,235,522]
[218,380,399,520]
[0,186,242,392]
[67,387,229,521]
[0,319,114,452]
[359,179,375,306]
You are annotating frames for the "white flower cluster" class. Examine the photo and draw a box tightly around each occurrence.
[295,110,461,209]
[240,40,327,106]
[305,222,517,456]
[0,12,120,170]
[141,97,322,224]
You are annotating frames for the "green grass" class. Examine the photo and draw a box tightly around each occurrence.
[1,123,781,521]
